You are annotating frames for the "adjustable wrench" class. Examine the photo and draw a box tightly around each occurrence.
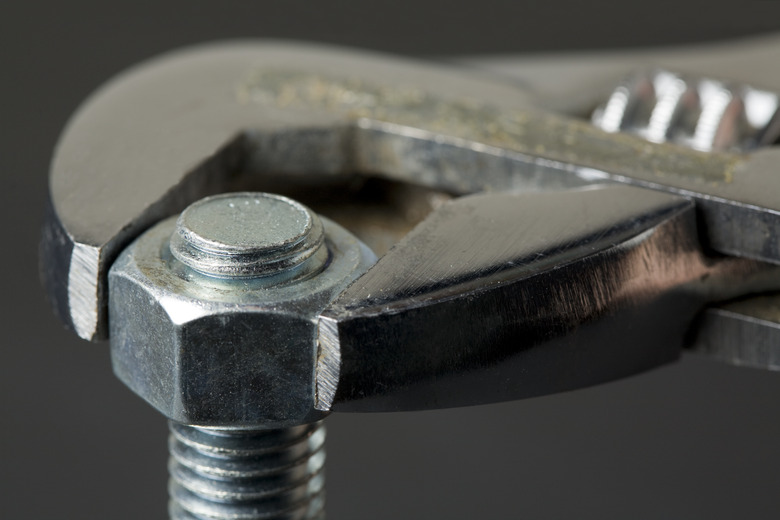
[42,36,780,412]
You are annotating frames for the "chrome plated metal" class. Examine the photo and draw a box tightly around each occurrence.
[692,295,780,370]
[591,69,780,151]
[459,32,780,115]
[40,34,780,520]
[110,194,375,427]
[168,421,326,520]
[41,40,780,341]
[321,185,780,411]
[170,192,327,280]
[588,68,780,372]
[111,193,373,519]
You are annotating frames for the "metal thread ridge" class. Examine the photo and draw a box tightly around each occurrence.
[168,421,326,520]
[170,192,326,280]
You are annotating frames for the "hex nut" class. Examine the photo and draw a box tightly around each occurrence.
[108,212,375,429]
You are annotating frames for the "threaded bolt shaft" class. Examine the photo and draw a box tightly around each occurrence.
[168,421,326,520]
[166,193,334,520]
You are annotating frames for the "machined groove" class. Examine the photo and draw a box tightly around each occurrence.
[168,422,326,520]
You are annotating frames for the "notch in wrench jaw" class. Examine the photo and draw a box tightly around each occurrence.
[41,40,780,408]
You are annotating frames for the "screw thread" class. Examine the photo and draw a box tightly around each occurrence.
[591,69,780,151]
[168,421,326,520]
[169,192,326,280]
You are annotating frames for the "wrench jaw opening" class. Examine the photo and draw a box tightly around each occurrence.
[42,40,780,391]
[40,193,79,335]
[36,37,780,520]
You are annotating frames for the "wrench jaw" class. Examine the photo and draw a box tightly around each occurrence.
[692,295,780,370]
[40,194,78,335]
[35,37,780,520]
[319,185,778,413]
[590,68,780,371]
[43,41,542,342]
[44,130,250,342]
[42,41,780,343]
[41,40,780,391]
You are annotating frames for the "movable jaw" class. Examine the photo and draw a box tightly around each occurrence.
[319,186,780,412]
[108,194,375,429]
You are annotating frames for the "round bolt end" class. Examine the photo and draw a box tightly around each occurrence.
[170,192,326,280]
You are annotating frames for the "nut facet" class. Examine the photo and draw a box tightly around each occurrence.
[108,193,375,428]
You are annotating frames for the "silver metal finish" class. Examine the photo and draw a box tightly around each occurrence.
[40,36,780,520]
[168,421,326,520]
[320,185,780,411]
[589,69,780,372]
[41,41,780,341]
[110,192,373,519]
[592,69,780,151]
[460,32,780,116]
[693,295,780,370]
[170,192,326,280]
[109,195,375,427]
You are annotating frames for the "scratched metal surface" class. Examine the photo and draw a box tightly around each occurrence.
[322,186,780,411]
[5,2,780,519]
[42,39,780,343]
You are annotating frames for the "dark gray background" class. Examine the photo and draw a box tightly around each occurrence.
[3,2,780,518]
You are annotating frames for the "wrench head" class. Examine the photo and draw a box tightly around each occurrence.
[42,41,780,346]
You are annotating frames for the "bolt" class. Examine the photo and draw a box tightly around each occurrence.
[109,192,376,520]
[170,192,328,281]
[164,193,330,519]
[168,421,326,520]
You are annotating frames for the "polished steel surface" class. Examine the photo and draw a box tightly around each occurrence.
[43,37,780,410]
[320,185,780,411]
[591,69,780,151]
[692,294,780,370]
[42,40,780,341]
[109,196,376,428]
[27,13,777,517]
[168,421,326,520]
[41,42,536,341]
[110,193,374,520]
[587,67,780,371]
[38,35,780,520]
[170,192,326,280]
[460,32,780,116]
